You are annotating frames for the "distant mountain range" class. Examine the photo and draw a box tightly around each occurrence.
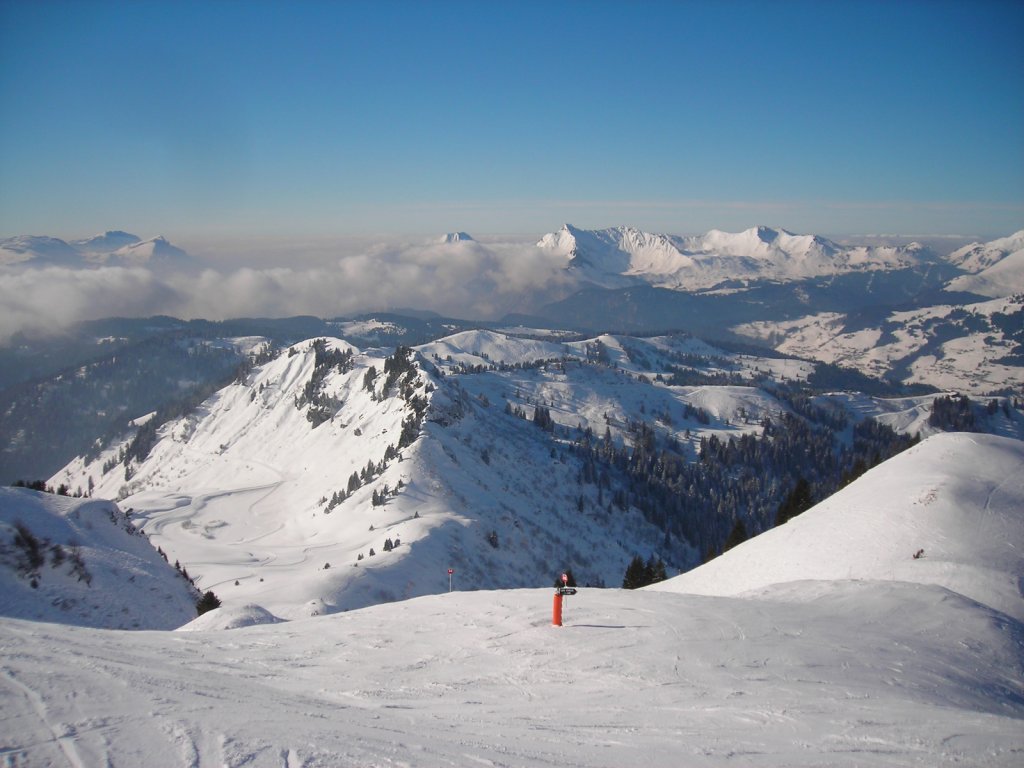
[536,223,949,291]
[4,223,1021,303]
[0,230,190,268]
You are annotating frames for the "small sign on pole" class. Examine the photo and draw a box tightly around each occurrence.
[448,568,454,592]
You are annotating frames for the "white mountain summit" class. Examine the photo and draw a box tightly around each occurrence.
[439,231,475,244]
[0,230,189,269]
[536,223,940,291]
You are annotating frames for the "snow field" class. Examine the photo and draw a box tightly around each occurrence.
[2,585,1021,767]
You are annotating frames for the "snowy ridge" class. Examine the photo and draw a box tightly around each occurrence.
[51,331,822,618]
[651,432,1024,621]
[0,235,82,267]
[0,230,189,268]
[946,252,1024,298]
[110,235,190,267]
[947,229,1024,273]
[0,487,198,629]
[71,230,141,253]
[537,223,939,290]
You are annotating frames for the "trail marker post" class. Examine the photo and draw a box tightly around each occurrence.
[553,573,577,626]
[448,568,454,592]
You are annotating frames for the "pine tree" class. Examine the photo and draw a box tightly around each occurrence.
[775,477,812,526]
[723,519,748,552]
[196,590,221,615]
[622,555,648,589]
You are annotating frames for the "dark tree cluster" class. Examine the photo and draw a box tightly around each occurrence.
[7,520,91,588]
[296,338,355,427]
[1,332,245,484]
[570,401,917,563]
[196,590,221,615]
[622,555,667,589]
[928,394,977,432]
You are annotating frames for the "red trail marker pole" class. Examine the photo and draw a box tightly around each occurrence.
[552,591,563,626]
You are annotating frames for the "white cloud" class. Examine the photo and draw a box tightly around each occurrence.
[0,236,573,344]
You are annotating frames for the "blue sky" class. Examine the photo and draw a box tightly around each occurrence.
[1,0,1022,240]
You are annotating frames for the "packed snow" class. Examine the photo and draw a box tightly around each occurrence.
[4,431,1024,765]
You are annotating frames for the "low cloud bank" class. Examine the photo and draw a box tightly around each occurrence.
[0,237,571,344]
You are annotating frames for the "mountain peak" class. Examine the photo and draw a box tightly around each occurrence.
[72,230,141,253]
[439,232,475,244]
[753,225,781,243]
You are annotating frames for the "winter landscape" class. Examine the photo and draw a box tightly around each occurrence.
[2,225,1023,765]
[3,1,1024,766]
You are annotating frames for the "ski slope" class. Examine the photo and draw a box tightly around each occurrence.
[2,582,1022,767]
[651,432,1024,622]
[5,431,1023,765]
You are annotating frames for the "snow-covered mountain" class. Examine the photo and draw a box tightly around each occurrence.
[7,429,1024,766]
[536,224,940,291]
[48,326,1023,623]
[0,230,189,268]
[734,295,1024,395]
[110,235,190,267]
[0,235,83,267]
[941,230,1024,298]
[438,231,475,243]
[946,250,1024,298]
[0,486,198,628]
[51,334,688,618]
[70,230,141,254]
[946,229,1024,273]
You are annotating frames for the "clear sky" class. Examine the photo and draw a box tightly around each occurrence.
[1,0,1022,240]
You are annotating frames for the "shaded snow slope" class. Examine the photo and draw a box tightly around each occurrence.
[651,432,1024,622]
[2,585,1021,767]
[0,487,197,629]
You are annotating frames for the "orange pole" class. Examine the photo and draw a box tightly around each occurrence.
[552,592,563,626]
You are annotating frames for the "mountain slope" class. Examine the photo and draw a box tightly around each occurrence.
[946,229,1024,273]
[0,235,82,267]
[49,331,821,618]
[946,250,1024,298]
[650,432,1024,621]
[0,231,189,269]
[0,487,198,628]
[71,230,141,254]
[733,295,1024,395]
[111,235,190,267]
[2,579,1021,766]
